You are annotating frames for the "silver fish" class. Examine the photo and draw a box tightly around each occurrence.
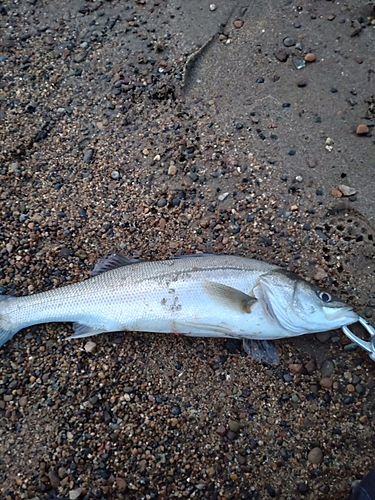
[0,254,358,350]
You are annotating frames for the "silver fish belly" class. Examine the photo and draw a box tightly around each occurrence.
[0,254,358,348]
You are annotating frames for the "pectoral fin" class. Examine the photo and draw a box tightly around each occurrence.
[202,281,257,313]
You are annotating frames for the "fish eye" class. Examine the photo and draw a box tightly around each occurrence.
[317,290,331,303]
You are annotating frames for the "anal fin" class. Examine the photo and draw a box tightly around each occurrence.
[67,323,108,340]
[242,339,280,366]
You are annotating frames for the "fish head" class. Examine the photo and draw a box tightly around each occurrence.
[257,270,358,335]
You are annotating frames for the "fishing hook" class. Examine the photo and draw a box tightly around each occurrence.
[342,316,375,362]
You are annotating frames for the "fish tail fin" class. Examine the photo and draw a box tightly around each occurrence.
[0,295,20,348]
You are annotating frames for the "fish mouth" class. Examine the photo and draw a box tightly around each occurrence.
[323,305,358,325]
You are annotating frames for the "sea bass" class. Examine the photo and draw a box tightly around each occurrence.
[0,254,358,351]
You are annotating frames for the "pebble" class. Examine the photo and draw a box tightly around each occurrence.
[314,267,328,281]
[274,50,288,62]
[296,79,307,87]
[157,198,167,207]
[283,37,295,47]
[73,52,87,63]
[19,396,28,406]
[331,188,342,198]
[218,192,229,201]
[321,360,334,378]
[308,447,323,464]
[320,377,333,389]
[233,19,244,29]
[111,171,120,180]
[84,341,97,353]
[69,488,83,500]
[338,184,356,197]
[206,467,216,478]
[48,470,60,489]
[356,124,369,135]
[316,331,331,343]
[305,53,316,62]
[228,419,241,433]
[216,425,226,436]
[83,149,94,164]
[209,4,217,11]
[168,164,177,176]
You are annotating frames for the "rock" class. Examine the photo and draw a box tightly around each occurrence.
[69,488,83,500]
[274,50,288,62]
[228,419,241,433]
[331,188,342,198]
[111,171,120,180]
[356,124,369,135]
[289,363,303,374]
[218,192,229,201]
[314,267,328,281]
[209,4,217,11]
[233,19,244,29]
[83,149,94,164]
[74,52,87,63]
[338,184,356,197]
[316,332,331,343]
[216,424,226,436]
[305,53,316,62]
[19,396,28,406]
[304,358,316,374]
[168,164,177,176]
[48,470,60,489]
[283,37,295,47]
[308,447,323,465]
[320,377,333,389]
[321,360,334,377]
[157,198,167,208]
[116,477,127,490]
[84,341,97,353]
[296,79,307,87]
[206,467,216,478]
[58,467,68,479]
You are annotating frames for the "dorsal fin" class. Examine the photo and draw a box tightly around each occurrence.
[90,254,139,277]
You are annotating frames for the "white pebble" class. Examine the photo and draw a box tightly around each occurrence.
[209,3,217,11]
[111,170,120,180]
[84,341,97,353]
[295,175,303,182]
[218,192,229,201]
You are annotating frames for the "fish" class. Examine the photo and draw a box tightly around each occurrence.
[0,254,358,362]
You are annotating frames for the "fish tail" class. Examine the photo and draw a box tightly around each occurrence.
[0,295,20,348]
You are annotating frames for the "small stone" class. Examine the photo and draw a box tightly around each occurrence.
[331,188,342,198]
[48,470,60,489]
[209,3,216,11]
[116,477,127,490]
[233,19,244,29]
[297,79,307,87]
[19,396,28,406]
[69,488,83,499]
[321,360,334,377]
[84,341,97,353]
[274,50,288,62]
[228,419,241,433]
[206,467,216,478]
[216,425,226,436]
[289,363,303,374]
[308,158,317,168]
[218,192,229,201]
[283,37,295,47]
[356,124,369,135]
[83,149,94,164]
[316,332,331,343]
[168,164,177,176]
[347,384,355,392]
[157,198,167,208]
[305,53,316,62]
[327,14,335,21]
[304,358,316,374]
[338,184,356,197]
[320,377,333,389]
[74,52,87,63]
[295,175,303,182]
[111,171,120,180]
[58,467,67,479]
[314,268,328,280]
[308,447,323,465]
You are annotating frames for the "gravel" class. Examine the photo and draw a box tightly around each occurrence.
[0,0,375,499]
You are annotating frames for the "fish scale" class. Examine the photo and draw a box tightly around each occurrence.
[0,254,358,348]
